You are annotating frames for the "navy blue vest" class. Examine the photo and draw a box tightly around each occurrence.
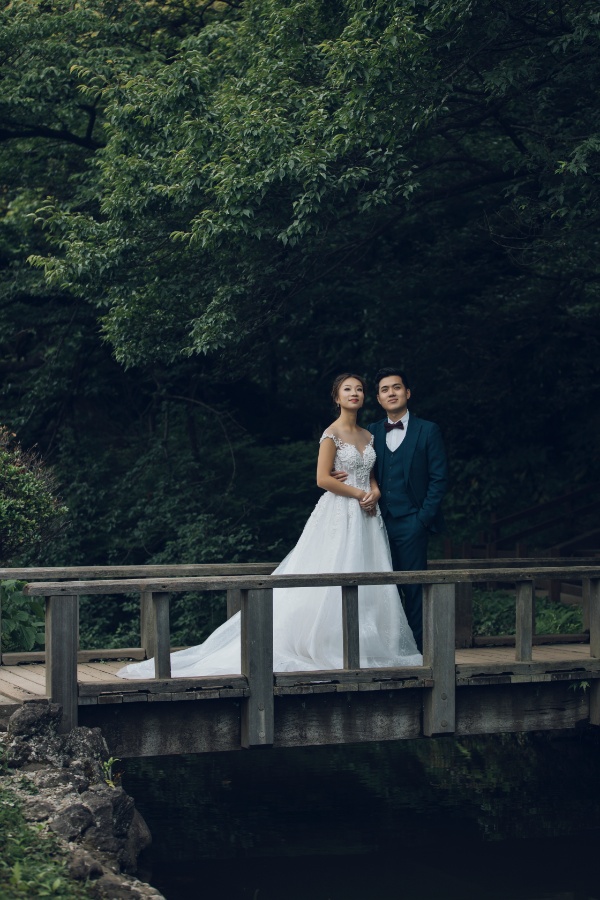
[379,441,417,518]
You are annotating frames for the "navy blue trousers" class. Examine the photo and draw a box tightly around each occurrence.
[383,511,429,652]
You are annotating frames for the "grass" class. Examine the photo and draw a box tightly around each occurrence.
[0,783,94,899]
[473,589,584,637]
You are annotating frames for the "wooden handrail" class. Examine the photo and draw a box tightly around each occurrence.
[490,483,600,530]
[5,557,600,583]
[0,563,277,581]
[6,564,600,742]
[21,565,600,595]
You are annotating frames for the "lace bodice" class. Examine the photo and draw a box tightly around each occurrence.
[319,431,375,492]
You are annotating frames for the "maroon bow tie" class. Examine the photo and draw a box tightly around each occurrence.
[384,420,405,432]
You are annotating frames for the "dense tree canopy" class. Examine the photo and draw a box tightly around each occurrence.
[1,0,599,612]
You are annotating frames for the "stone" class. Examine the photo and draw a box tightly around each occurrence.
[31,767,88,792]
[2,702,162,898]
[91,872,140,898]
[21,798,56,822]
[68,848,104,881]
[6,701,65,768]
[50,802,95,841]
[119,809,152,874]
[7,701,62,738]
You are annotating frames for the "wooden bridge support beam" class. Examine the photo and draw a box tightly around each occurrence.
[589,579,600,658]
[515,581,534,662]
[589,580,600,727]
[241,588,274,748]
[140,591,171,677]
[342,585,360,669]
[454,581,473,648]
[140,590,154,660]
[227,588,242,619]
[45,594,78,733]
[582,578,591,632]
[152,593,171,679]
[423,582,455,736]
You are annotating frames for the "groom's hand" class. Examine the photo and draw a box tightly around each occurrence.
[331,469,348,482]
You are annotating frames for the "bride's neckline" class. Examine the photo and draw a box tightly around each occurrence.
[324,432,374,457]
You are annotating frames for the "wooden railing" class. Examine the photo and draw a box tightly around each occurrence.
[487,483,600,556]
[13,565,600,743]
[4,557,598,662]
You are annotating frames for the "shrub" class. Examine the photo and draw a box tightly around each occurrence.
[0,426,67,565]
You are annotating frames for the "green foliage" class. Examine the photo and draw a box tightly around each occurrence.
[0,428,67,565]
[101,757,121,789]
[0,0,599,649]
[0,580,45,653]
[0,784,92,898]
[29,0,600,367]
[473,589,584,637]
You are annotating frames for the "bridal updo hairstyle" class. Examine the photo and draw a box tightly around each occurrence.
[331,372,367,413]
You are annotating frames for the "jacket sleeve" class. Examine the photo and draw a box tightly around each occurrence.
[417,423,448,528]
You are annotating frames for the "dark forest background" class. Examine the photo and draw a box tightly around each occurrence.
[1,0,599,597]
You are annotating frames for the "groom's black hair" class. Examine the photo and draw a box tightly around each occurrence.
[374,368,410,392]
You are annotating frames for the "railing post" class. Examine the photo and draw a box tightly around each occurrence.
[241,587,274,748]
[582,578,591,632]
[515,581,534,661]
[0,586,3,665]
[589,579,600,658]
[423,582,455,736]
[150,592,171,679]
[341,585,360,669]
[227,588,242,619]
[589,579,600,726]
[140,590,155,660]
[45,595,78,733]
[455,582,473,648]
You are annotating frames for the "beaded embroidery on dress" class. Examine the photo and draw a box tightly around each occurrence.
[117,431,422,678]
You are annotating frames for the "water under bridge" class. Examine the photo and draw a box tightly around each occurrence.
[1,561,599,757]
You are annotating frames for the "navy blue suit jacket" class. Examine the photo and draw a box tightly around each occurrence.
[367,414,448,533]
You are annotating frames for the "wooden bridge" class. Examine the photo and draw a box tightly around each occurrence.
[1,561,599,758]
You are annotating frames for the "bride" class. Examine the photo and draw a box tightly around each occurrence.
[117,373,422,678]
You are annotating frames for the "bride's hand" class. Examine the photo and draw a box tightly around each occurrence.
[360,489,380,516]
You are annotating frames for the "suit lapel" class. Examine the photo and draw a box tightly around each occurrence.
[401,415,421,484]
[373,420,387,483]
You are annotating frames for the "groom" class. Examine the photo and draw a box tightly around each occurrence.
[368,368,448,652]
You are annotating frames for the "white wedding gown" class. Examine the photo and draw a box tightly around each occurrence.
[117,433,422,679]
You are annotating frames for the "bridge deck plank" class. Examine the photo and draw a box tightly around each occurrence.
[1,643,597,708]
[0,667,46,702]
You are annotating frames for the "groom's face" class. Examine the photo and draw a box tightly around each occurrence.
[377,376,410,418]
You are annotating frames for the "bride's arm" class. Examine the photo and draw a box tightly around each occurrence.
[316,438,366,500]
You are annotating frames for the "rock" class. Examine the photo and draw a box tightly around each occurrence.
[30,767,89,792]
[20,798,56,822]
[2,702,163,898]
[50,802,95,841]
[7,700,62,738]
[68,848,104,881]
[89,871,166,899]
[90,871,139,898]
[119,808,152,874]
[6,701,65,768]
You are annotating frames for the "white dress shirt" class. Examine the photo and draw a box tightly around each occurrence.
[386,410,410,452]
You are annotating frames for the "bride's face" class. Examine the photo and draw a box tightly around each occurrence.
[336,378,365,411]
